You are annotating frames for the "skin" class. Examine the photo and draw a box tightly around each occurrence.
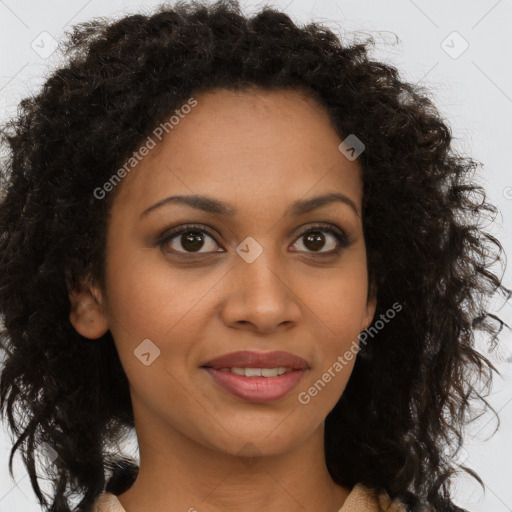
[69,86,377,512]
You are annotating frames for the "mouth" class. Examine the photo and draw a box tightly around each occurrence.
[201,349,309,371]
[207,366,295,377]
[200,350,309,403]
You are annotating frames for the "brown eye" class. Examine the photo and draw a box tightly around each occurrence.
[160,226,221,254]
[158,223,350,257]
[290,225,350,254]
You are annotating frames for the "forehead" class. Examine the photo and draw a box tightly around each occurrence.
[111,87,363,217]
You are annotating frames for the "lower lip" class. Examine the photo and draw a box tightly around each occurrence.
[203,367,307,403]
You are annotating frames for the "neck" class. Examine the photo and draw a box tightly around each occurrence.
[116,399,351,512]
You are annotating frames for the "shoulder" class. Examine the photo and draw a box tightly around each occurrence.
[91,491,126,512]
[341,483,409,512]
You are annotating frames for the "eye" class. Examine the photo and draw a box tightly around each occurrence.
[290,224,350,254]
[158,223,351,256]
[159,224,221,254]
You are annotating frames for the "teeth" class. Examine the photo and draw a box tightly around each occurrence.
[218,367,293,377]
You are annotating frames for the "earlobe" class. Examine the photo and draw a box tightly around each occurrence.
[68,283,109,339]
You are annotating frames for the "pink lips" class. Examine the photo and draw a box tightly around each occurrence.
[201,350,309,403]
[202,350,309,370]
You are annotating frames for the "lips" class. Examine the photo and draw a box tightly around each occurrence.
[200,350,309,403]
[201,350,309,370]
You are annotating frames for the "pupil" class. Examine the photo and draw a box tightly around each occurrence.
[182,231,204,252]
[178,230,326,253]
[304,232,325,251]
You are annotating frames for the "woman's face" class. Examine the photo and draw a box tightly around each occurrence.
[70,87,376,459]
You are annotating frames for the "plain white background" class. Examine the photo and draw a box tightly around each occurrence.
[0,1,511,511]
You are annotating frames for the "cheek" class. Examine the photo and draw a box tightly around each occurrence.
[303,267,369,339]
[102,249,222,387]
[301,270,368,392]
[103,245,216,339]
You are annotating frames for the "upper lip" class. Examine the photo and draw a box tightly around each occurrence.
[202,350,309,370]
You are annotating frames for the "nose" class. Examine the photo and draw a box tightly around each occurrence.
[220,248,301,334]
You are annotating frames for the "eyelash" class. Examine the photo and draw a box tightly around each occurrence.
[157,223,351,257]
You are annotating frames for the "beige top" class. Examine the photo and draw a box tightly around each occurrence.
[91,483,408,512]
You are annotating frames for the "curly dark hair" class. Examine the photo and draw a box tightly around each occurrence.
[0,1,510,511]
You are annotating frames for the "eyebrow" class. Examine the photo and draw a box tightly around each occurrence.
[140,192,360,218]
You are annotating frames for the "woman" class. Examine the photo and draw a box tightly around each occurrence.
[0,1,509,511]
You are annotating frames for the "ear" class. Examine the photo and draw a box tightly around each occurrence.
[68,280,109,339]
[362,280,377,330]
